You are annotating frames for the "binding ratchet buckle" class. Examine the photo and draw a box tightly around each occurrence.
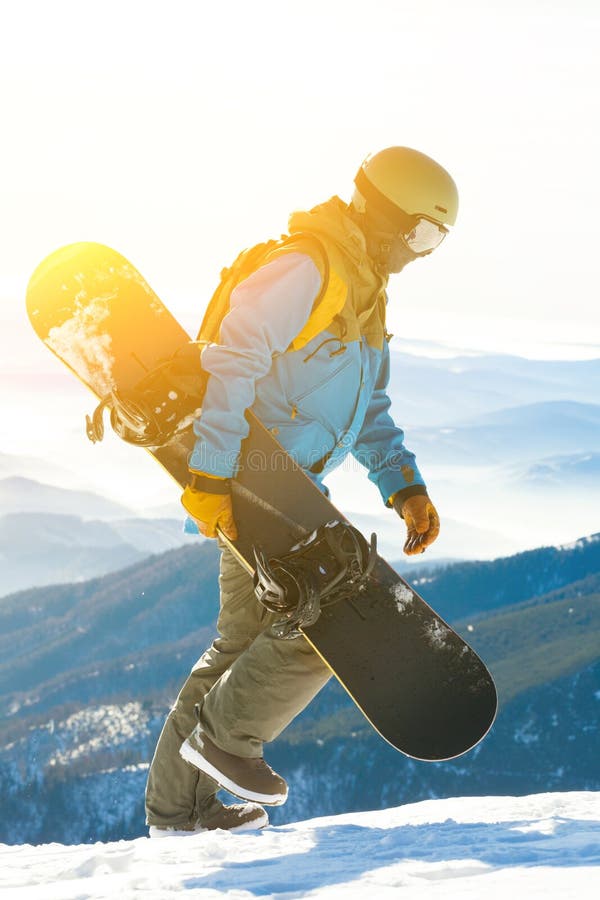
[85,342,208,448]
[85,387,187,447]
[253,521,377,639]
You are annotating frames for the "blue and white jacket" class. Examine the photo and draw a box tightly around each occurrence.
[189,198,426,506]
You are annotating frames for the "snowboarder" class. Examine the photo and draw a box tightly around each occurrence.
[145,146,458,835]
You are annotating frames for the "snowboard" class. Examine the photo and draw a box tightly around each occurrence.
[26,242,497,762]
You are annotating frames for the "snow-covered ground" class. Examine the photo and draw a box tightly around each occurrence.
[2,793,598,899]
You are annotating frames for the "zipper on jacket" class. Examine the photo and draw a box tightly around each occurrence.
[290,355,353,406]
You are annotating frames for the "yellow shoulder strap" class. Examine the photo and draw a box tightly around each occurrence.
[197,239,281,343]
[289,264,348,351]
[267,235,349,351]
[196,233,348,351]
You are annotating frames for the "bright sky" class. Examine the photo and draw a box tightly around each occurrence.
[1,0,599,363]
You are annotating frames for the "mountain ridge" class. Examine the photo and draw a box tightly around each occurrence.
[0,534,598,844]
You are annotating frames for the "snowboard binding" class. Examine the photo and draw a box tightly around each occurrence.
[85,341,208,447]
[253,521,378,639]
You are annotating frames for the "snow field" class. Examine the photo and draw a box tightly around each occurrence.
[1,792,598,900]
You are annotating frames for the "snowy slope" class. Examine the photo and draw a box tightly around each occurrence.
[2,793,598,900]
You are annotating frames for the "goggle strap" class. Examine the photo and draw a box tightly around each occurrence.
[354,167,413,233]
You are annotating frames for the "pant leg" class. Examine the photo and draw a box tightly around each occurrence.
[198,601,332,759]
[145,541,269,826]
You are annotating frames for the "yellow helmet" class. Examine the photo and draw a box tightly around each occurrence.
[352,147,459,228]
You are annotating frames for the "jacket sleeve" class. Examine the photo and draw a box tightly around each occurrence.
[189,252,322,476]
[351,341,427,505]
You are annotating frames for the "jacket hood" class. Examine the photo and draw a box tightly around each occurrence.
[288,197,388,348]
[288,197,379,279]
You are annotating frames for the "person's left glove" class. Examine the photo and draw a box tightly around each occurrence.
[392,493,440,556]
[181,471,238,540]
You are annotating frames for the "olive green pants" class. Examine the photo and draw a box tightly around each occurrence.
[145,540,331,827]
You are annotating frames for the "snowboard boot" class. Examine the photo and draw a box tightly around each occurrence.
[179,729,288,806]
[148,801,269,838]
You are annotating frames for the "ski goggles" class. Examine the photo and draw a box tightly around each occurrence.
[400,216,448,255]
[369,203,449,255]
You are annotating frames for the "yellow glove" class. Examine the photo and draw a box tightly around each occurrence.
[181,471,238,540]
[393,493,440,556]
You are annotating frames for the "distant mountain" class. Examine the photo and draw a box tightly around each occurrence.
[109,517,198,553]
[348,509,519,562]
[0,511,198,595]
[409,401,600,466]
[460,400,600,432]
[5,351,600,565]
[2,534,598,719]
[0,512,145,595]
[0,474,202,595]
[0,452,74,484]
[0,476,132,519]
[403,533,600,621]
[387,345,600,427]
[0,542,219,705]
[139,500,186,519]
[508,451,600,489]
[10,337,600,423]
[0,534,598,844]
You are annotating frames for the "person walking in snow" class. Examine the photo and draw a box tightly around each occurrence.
[145,147,458,835]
